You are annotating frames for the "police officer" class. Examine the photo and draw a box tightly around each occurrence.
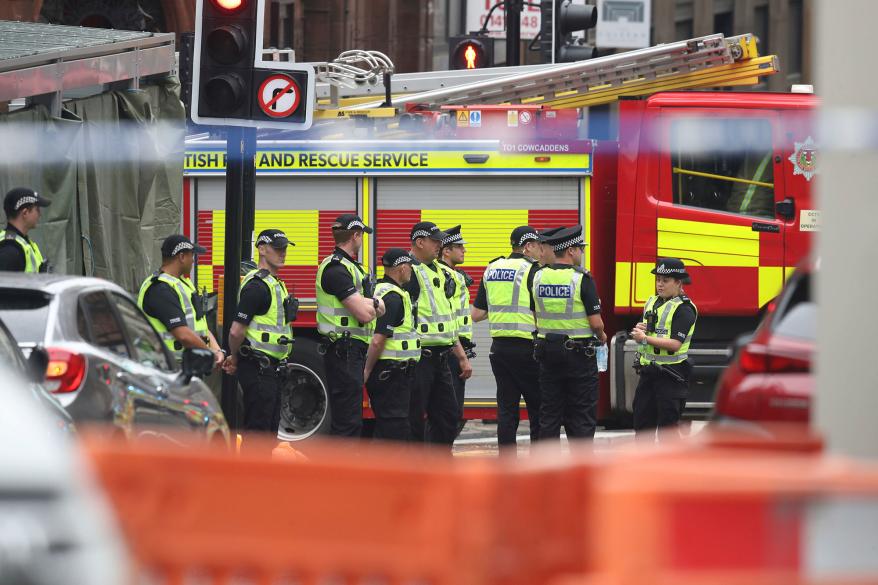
[405,221,472,447]
[316,214,385,438]
[363,249,421,442]
[472,226,544,451]
[630,258,698,442]
[532,225,607,441]
[137,235,224,367]
[0,187,51,272]
[223,229,297,443]
[538,226,566,266]
[438,225,473,423]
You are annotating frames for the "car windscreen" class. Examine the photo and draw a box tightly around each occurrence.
[0,289,52,343]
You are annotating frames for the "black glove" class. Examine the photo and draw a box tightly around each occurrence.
[362,273,377,298]
[284,296,300,322]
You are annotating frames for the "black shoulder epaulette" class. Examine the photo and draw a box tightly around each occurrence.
[150,269,162,282]
[254,268,270,279]
[488,256,505,264]
[572,265,592,277]
[3,231,15,240]
[328,253,343,265]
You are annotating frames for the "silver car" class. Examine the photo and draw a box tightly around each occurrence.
[0,274,229,445]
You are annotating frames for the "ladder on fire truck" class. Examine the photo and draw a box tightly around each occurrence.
[315,33,776,116]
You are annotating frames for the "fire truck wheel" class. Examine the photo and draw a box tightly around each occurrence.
[277,338,330,441]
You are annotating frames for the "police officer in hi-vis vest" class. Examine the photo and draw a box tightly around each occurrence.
[630,258,698,442]
[316,214,385,438]
[531,225,607,441]
[438,225,474,426]
[363,249,421,442]
[223,230,298,441]
[0,187,51,272]
[138,235,224,367]
[472,226,545,452]
[404,221,472,447]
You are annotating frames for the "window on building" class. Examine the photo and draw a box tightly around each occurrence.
[675,19,693,41]
[754,4,770,54]
[714,11,734,38]
[788,0,804,77]
[670,118,776,219]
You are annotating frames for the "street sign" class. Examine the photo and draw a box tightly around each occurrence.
[596,0,651,49]
[257,73,303,118]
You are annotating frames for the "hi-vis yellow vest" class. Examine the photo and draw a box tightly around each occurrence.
[483,256,535,340]
[240,269,293,359]
[0,230,45,273]
[412,260,456,346]
[315,253,374,344]
[638,295,697,365]
[439,262,472,341]
[532,266,593,340]
[137,272,209,360]
[374,281,421,361]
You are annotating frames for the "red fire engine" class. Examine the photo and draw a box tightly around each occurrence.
[183,33,818,438]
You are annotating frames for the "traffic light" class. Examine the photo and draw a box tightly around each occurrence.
[449,35,494,70]
[540,0,597,64]
[193,0,258,121]
[192,0,315,130]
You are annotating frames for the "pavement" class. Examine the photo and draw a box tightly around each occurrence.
[452,420,708,456]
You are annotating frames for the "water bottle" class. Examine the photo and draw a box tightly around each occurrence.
[596,343,609,372]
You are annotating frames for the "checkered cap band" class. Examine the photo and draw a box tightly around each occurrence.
[552,234,585,251]
[655,264,686,275]
[441,233,464,246]
[411,230,431,240]
[257,235,274,245]
[346,220,366,230]
[14,196,38,210]
[171,242,195,256]
[518,232,540,246]
[392,255,414,267]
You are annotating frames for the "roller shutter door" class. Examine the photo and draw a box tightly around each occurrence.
[194,176,357,300]
[374,176,582,405]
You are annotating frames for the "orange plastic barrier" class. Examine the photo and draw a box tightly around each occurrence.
[83,427,878,585]
[590,440,878,585]
[84,436,602,585]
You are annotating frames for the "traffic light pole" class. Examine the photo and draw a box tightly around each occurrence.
[506,0,522,66]
[241,127,257,262]
[221,126,245,430]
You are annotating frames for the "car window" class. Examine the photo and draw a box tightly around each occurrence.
[110,293,173,371]
[773,301,816,341]
[78,291,130,358]
[670,117,776,219]
[0,288,52,343]
[0,322,25,370]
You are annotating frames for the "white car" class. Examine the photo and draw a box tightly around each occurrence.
[0,363,128,585]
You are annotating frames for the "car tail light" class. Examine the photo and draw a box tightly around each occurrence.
[45,348,86,394]
[738,343,810,374]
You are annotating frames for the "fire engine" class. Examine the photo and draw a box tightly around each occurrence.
[182,34,818,439]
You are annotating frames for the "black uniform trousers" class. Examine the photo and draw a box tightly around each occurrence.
[409,346,461,446]
[237,357,281,449]
[365,360,415,441]
[324,339,368,438]
[447,354,466,429]
[537,349,599,440]
[490,339,541,449]
[632,362,689,441]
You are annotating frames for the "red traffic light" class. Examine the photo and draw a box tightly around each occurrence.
[450,37,491,70]
[210,0,246,12]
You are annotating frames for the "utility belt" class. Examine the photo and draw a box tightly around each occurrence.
[238,343,285,373]
[533,333,599,361]
[633,360,687,385]
[376,358,418,381]
[421,346,453,361]
[318,331,366,360]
